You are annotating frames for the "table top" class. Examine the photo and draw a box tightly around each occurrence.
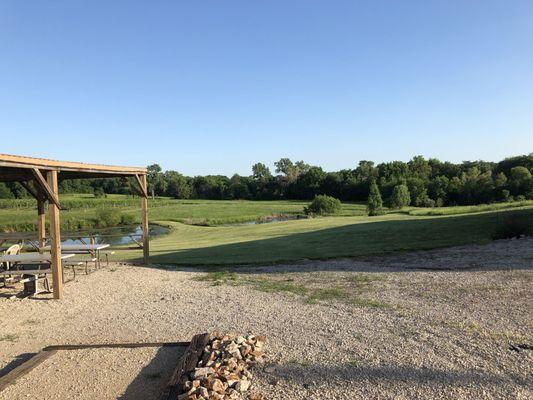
[0,233,37,240]
[41,243,110,251]
[0,253,75,263]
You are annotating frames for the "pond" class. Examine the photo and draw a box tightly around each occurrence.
[61,224,170,246]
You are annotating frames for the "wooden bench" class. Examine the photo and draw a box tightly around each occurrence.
[63,258,97,275]
[0,269,52,295]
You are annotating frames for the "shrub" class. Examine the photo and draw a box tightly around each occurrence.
[497,189,511,202]
[93,187,106,198]
[95,208,121,228]
[120,213,136,225]
[367,182,384,216]
[304,195,342,215]
[492,214,531,240]
[0,184,14,199]
[389,184,410,209]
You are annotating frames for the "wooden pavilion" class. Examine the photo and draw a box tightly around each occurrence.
[0,154,149,299]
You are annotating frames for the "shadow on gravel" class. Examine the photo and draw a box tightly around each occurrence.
[118,346,185,400]
[269,363,529,387]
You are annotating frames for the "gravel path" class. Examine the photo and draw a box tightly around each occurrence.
[0,238,531,399]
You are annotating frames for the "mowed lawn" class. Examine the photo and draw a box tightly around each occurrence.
[119,207,533,265]
[1,196,532,266]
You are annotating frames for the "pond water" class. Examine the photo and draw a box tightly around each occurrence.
[61,225,170,246]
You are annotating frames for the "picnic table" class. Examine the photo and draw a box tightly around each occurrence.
[0,253,75,295]
[0,253,75,264]
[40,243,111,269]
[40,243,110,252]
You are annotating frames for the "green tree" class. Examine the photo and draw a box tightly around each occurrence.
[367,181,384,216]
[389,184,410,209]
[0,183,13,199]
[147,164,162,199]
[252,163,272,182]
[509,166,532,195]
[165,171,192,199]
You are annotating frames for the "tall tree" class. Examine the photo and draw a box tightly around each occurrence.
[147,164,163,199]
[367,181,384,216]
[389,184,410,209]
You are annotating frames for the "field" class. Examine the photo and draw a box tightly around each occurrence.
[1,196,532,265]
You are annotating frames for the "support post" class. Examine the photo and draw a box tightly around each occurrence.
[140,174,149,265]
[37,198,46,249]
[46,170,63,299]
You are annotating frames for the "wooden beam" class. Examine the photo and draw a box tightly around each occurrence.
[134,174,148,198]
[140,174,149,264]
[43,341,189,351]
[161,333,210,400]
[31,168,60,209]
[0,350,57,392]
[46,170,63,300]
[0,153,146,175]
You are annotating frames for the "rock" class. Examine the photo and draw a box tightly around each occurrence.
[180,332,266,399]
[236,379,251,392]
[191,367,215,379]
[197,386,209,398]
[211,378,225,393]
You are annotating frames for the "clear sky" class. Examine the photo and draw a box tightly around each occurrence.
[1,1,532,176]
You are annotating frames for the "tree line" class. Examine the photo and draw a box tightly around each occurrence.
[0,154,532,207]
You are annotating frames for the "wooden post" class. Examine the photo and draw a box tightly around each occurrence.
[140,174,149,264]
[46,170,63,299]
[37,198,46,250]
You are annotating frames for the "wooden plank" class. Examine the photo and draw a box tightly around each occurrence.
[0,270,52,275]
[0,350,57,393]
[0,153,146,175]
[140,174,150,264]
[134,174,149,198]
[47,170,63,300]
[43,342,190,351]
[0,253,74,263]
[32,168,60,209]
[161,333,210,400]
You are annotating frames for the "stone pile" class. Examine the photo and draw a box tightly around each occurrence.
[178,333,265,400]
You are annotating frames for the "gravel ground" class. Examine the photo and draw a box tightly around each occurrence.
[0,347,184,400]
[0,238,532,399]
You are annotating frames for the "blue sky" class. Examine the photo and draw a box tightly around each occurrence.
[1,1,532,175]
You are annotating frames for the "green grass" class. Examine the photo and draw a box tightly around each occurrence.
[195,271,389,307]
[347,273,384,285]
[1,196,532,266]
[407,200,533,216]
[0,333,19,342]
[118,206,533,265]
